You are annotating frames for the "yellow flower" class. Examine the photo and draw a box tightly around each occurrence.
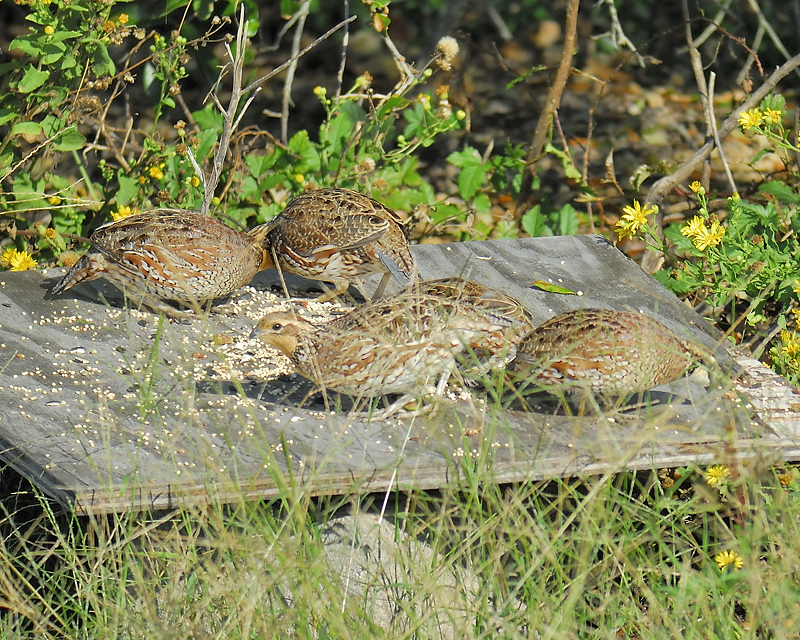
[1,248,37,271]
[738,108,763,130]
[781,330,800,357]
[294,173,305,184]
[149,166,164,180]
[615,200,657,240]
[763,108,782,124]
[44,228,56,239]
[680,215,705,239]
[0,248,18,267]
[111,205,135,221]
[715,550,743,571]
[117,14,129,24]
[57,250,81,268]
[48,195,61,205]
[102,20,116,33]
[705,464,731,486]
[692,219,725,251]
[689,181,705,195]
[189,176,200,188]
[44,25,54,35]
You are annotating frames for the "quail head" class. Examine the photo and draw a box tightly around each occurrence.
[51,209,271,318]
[257,188,416,301]
[510,308,715,404]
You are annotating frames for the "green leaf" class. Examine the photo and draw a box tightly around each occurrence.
[240,175,261,200]
[18,65,50,93]
[447,147,490,200]
[288,130,320,173]
[259,173,285,191]
[430,203,465,225]
[521,205,553,237]
[245,152,277,179]
[89,41,115,76]
[320,114,353,149]
[759,181,800,204]
[194,129,219,163]
[11,121,43,137]
[532,280,577,295]
[473,193,491,215]
[116,174,140,205]
[556,203,579,236]
[544,143,584,183]
[52,126,86,151]
[10,36,43,57]
[40,42,66,65]
[192,105,223,132]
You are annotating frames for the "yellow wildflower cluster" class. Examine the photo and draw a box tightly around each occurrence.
[0,247,37,271]
[738,107,783,130]
[615,200,657,241]
[681,216,724,251]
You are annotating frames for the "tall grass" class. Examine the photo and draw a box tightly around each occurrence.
[1,443,799,639]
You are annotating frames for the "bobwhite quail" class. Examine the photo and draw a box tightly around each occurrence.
[258,188,416,301]
[51,209,271,318]
[251,308,457,419]
[510,308,715,405]
[251,279,532,417]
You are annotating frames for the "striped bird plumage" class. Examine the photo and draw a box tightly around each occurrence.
[51,209,271,318]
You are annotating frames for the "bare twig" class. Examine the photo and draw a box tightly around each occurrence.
[745,0,798,73]
[707,72,737,195]
[335,0,350,99]
[515,0,580,224]
[281,0,311,145]
[687,0,734,49]
[13,228,93,246]
[200,6,258,215]
[598,0,645,66]
[736,22,765,85]
[242,16,356,95]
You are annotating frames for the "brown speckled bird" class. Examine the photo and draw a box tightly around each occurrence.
[251,279,532,416]
[251,308,457,418]
[51,209,271,318]
[258,188,416,301]
[510,308,715,404]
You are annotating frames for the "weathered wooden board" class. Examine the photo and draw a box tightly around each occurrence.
[0,236,798,515]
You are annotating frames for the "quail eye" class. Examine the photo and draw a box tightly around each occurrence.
[271,322,283,331]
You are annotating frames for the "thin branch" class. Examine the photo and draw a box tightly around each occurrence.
[707,72,737,195]
[515,0,580,224]
[745,0,798,73]
[242,16,356,95]
[335,0,350,99]
[736,22,764,85]
[281,0,310,145]
[201,6,257,215]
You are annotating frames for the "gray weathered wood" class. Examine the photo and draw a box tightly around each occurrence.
[0,236,797,514]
